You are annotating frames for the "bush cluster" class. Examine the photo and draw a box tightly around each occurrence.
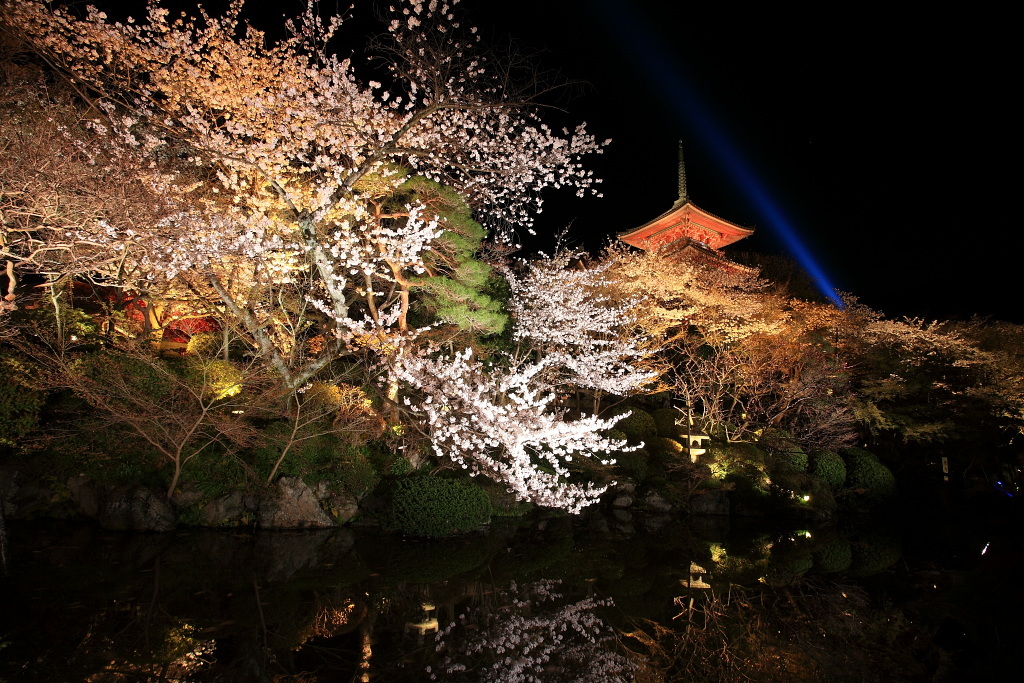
[848,534,901,576]
[842,447,897,501]
[385,476,492,538]
[650,437,684,458]
[813,539,853,573]
[615,448,650,483]
[769,440,808,473]
[610,408,658,445]
[809,450,847,490]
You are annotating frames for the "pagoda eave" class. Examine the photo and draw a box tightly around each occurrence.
[619,201,753,252]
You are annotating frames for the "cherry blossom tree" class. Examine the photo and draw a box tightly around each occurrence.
[1,0,607,388]
[505,253,657,398]
[394,348,631,512]
[600,246,858,448]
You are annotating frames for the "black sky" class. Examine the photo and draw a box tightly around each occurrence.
[466,0,1019,323]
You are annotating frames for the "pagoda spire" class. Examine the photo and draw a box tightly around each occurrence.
[675,140,689,207]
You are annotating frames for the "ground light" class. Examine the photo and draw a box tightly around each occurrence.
[593,0,843,306]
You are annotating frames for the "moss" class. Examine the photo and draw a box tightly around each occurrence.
[809,450,847,490]
[384,475,492,538]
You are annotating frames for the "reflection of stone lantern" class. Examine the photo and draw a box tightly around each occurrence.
[404,602,438,643]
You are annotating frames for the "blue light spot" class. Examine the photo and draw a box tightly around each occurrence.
[592,1,843,306]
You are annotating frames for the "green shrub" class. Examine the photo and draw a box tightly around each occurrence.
[609,408,658,445]
[0,357,45,448]
[185,332,222,357]
[765,553,814,586]
[813,539,853,573]
[842,447,897,501]
[652,408,682,438]
[615,448,650,483]
[771,442,808,473]
[770,470,835,513]
[809,450,847,490]
[848,534,901,576]
[384,476,492,538]
[710,441,767,465]
[724,465,771,507]
[178,445,248,498]
[649,437,684,458]
[600,429,628,451]
[479,480,532,517]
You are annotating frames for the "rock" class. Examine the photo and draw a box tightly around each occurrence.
[614,480,637,495]
[589,515,610,534]
[611,495,633,509]
[67,475,101,517]
[98,485,176,531]
[326,490,360,525]
[202,491,247,527]
[642,491,673,513]
[3,473,72,520]
[612,508,633,523]
[643,514,673,532]
[171,487,204,509]
[311,482,360,525]
[258,476,335,529]
[689,490,730,516]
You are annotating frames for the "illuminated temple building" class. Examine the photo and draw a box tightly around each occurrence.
[618,143,753,263]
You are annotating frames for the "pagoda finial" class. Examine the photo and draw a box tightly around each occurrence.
[676,139,689,206]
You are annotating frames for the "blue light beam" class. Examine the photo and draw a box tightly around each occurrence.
[593,0,844,307]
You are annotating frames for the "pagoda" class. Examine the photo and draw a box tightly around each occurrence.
[618,143,753,258]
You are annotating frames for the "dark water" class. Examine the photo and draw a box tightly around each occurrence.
[0,509,1020,682]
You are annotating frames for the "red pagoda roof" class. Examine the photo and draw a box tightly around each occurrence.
[618,200,753,251]
[618,143,754,252]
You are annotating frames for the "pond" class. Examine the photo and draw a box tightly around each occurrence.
[0,507,1020,682]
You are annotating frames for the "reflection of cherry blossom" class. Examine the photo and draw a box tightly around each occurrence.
[432,580,634,682]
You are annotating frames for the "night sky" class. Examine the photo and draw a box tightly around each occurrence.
[69,1,1021,323]
[467,0,1018,323]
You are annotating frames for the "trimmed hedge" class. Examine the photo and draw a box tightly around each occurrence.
[771,441,808,473]
[849,534,901,576]
[609,408,658,445]
[813,539,853,573]
[385,476,492,538]
[809,450,847,490]
[842,447,897,501]
[649,437,685,457]
[616,448,650,483]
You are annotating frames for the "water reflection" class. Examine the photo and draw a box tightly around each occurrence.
[0,514,1018,681]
